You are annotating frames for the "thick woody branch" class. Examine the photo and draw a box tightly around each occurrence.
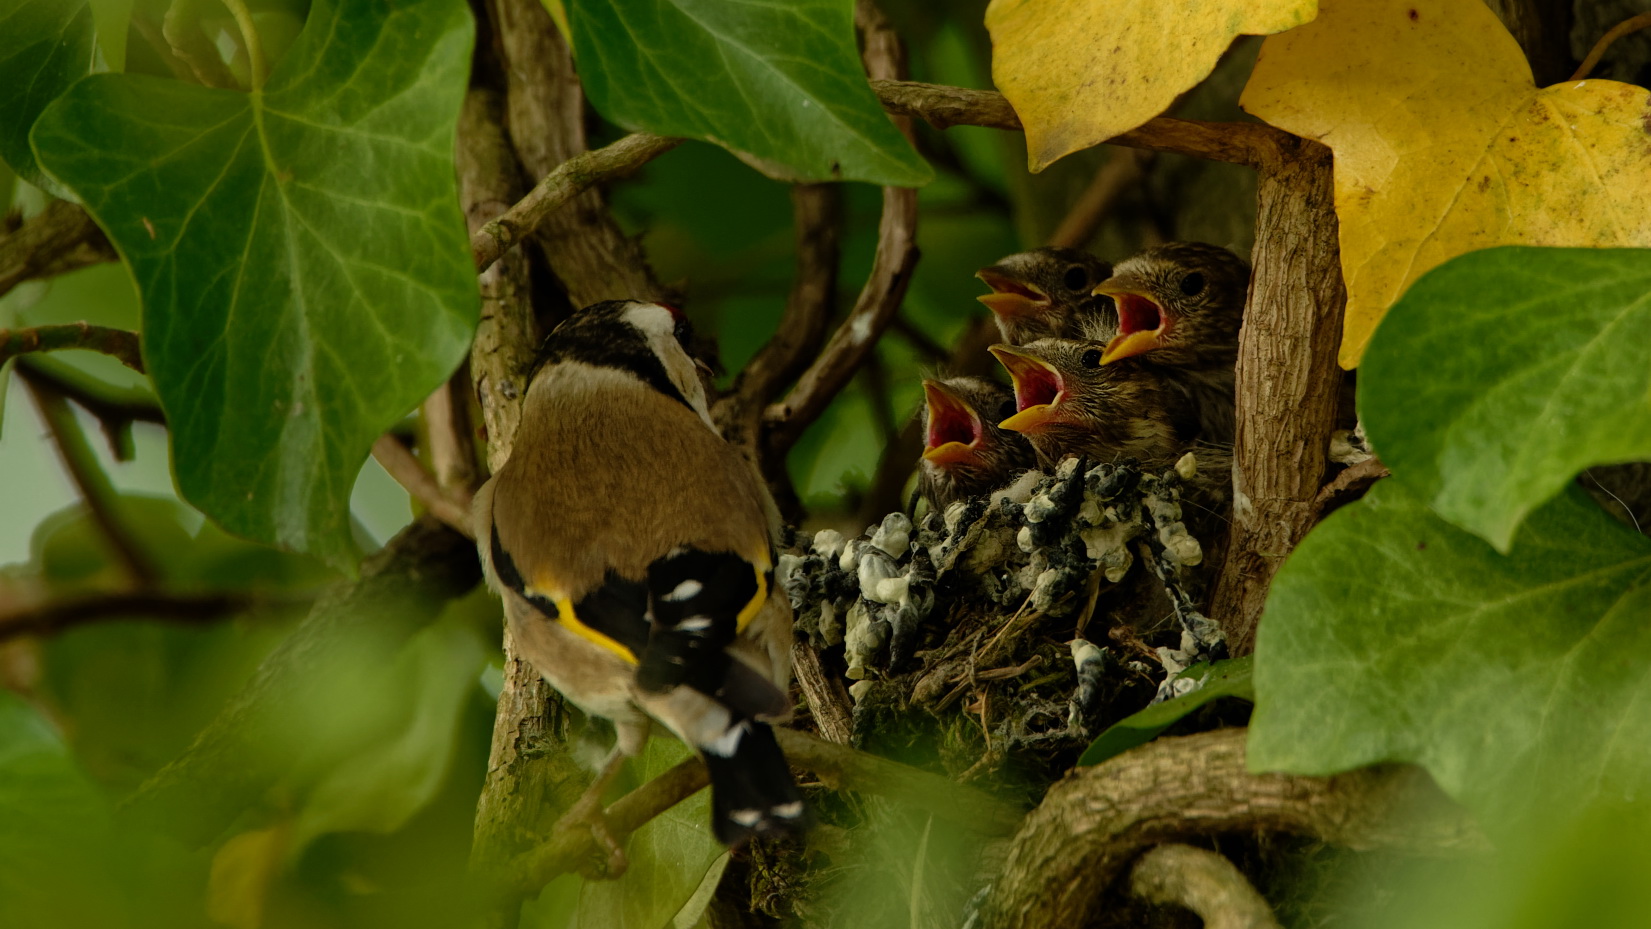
[0,199,117,299]
[1128,844,1282,929]
[128,519,480,845]
[1210,138,1346,654]
[371,434,474,538]
[458,74,587,889]
[491,0,660,308]
[471,132,683,274]
[869,80,1291,168]
[501,728,1023,897]
[979,728,1485,929]
[1,323,145,372]
[791,639,854,745]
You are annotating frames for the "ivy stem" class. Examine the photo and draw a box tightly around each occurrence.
[20,366,160,588]
[219,0,268,91]
[1571,12,1651,82]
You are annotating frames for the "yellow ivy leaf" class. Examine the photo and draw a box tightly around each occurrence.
[986,0,1317,171]
[1242,0,1651,367]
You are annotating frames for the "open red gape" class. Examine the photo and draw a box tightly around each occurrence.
[1011,362,1062,412]
[925,397,981,451]
[1114,292,1164,336]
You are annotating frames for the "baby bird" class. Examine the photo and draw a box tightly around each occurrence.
[473,300,806,860]
[976,246,1118,344]
[989,340,1200,470]
[1093,242,1249,443]
[917,376,1037,511]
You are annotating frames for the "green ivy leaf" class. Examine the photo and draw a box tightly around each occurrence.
[1251,480,1651,833]
[1361,246,1651,552]
[0,0,94,193]
[566,0,931,187]
[31,0,478,569]
[1077,656,1252,767]
[571,738,724,929]
[291,614,486,848]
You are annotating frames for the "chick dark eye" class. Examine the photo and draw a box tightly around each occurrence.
[1081,349,1103,368]
[997,400,1016,421]
[1062,266,1088,291]
[1179,272,1206,297]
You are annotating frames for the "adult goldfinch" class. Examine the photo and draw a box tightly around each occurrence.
[473,300,806,857]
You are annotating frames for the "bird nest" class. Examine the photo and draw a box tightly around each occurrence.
[779,450,1229,797]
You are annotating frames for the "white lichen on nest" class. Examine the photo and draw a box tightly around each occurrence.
[780,453,1227,686]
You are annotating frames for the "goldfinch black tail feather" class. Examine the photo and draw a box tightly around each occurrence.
[702,719,810,845]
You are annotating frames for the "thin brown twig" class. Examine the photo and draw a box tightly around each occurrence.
[371,434,474,539]
[1312,457,1390,519]
[888,314,949,362]
[11,357,165,461]
[763,1,919,457]
[0,590,309,643]
[1046,148,1153,250]
[501,727,1023,897]
[0,323,145,373]
[471,132,682,274]
[869,80,1291,168]
[0,199,117,300]
[1571,12,1651,81]
[421,363,480,492]
[20,367,159,587]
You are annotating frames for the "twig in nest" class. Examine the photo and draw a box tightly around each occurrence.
[792,639,854,744]
[1571,12,1651,81]
[471,132,682,274]
[0,590,308,644]
[979,728,1486,929]
[371,434,475,539]
[0,323,145,373]
[1129,844,1282,929]
[0,199,117,299]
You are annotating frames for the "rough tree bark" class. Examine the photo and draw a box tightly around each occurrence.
[979,728,1485,929]
[458,74,590,877]
[1211,138,1346,655]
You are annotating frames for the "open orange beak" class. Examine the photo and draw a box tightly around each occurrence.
[921,380,985,465]
[1093,280,1168,364]
[988,344,1067,433]
[976,268,1048,320]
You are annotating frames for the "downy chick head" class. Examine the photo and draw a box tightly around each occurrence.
[917,376,1037,510]
[989,339,1199,468]
[976,246,1118,344]
[1093,242,1249,371]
